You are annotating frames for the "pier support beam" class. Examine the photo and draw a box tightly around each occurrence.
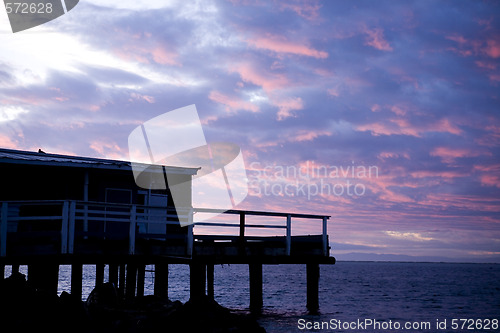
[207,264,214,300]
[137,264,145,297]
[95,263,105,287]
[28,263,59,295]
[71,263,83,299]
[154,263,168,299]
[306,263,320,313]
[190,263,206,301]
[109,263,118,287]
[249,263,263,312]
[125,263,137,300]
[118,264,126,299]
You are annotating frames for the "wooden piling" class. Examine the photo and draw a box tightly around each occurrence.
[207,264,214,300]
[306,263,320,313]
[71,263,83,299]
[190,263,206,301]
[118,263,126,299]
[249,263,263,311]
[137,264,145,297]
[109,263,118,287]
[95,263,105,287]
[154,262,168,299]
[125,263,137,300]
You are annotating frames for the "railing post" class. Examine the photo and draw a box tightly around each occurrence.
[239,212,245,239]
[61,201,69,254]
[187,224,194,257]
[239,212,245,255]
[322,217,328,256]
[1,202,8,257]
[68,201,76,254]
[129,204,136,255]
[187,208,194,257]
[286,214,291,256]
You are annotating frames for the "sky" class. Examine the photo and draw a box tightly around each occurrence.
[0,0,499,262]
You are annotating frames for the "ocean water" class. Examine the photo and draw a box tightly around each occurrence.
[5,262,500,332]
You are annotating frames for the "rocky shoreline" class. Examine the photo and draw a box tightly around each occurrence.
[0,272,266,333]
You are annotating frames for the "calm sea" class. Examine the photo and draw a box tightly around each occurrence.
[5,262,500,332]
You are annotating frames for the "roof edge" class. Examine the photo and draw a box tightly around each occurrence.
[0,147,200,175]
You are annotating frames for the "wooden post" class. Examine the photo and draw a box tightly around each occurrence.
[190,263,205,301]
[68,201,76,254]
[239,212,245,255]
[0,202,8,257]
[286,214,291,256]
[137,264,145,297]
[187,224,194,257]
[154,263,168,299]
[95,263,105,287]
[61,201,69,254]
[129,205,136,255]
[306,263,320,313]
[109,263,119,287]
[207,264,214,300]
[125,263,137,300]
[249,263,263,311]
[71,263,83,299]
[322,217,328,256]
[118,264,126,299]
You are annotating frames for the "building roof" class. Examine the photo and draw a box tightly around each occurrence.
[0,147,199,175]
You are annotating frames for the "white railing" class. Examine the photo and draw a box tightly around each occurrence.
[0,200,330,258]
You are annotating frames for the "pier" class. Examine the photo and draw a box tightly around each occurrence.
[0,200,333,312]
[0,148,335,313]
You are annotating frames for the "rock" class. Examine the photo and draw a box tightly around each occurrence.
[0,277,266,333]
[86,282,118,307]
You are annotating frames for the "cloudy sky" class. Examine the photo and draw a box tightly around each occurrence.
[0,0,499,262]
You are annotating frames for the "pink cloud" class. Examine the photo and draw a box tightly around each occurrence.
[116,44,180,66]
[437,118,463,135]
[151,46,180,66]
[278,1,321,21]
[229,62,289,93]
[430,147,491,163]
[273,96,304,121]
[410,170,467,179]
[378,151,410,160]
[475,60,497,70]
[208,90,259,113]
[129,92,155,104]
[446,34,467,44]
[489,74,500,82]
[290,129,331,142]
[327,87,340,97]
[390,105,407,116]
[111,29,180,66]
[90,140,127,160]
[356,117,462,137]
[89,105,100,112]
[246,33,328,59]
[479,174,500,188]
[484,39,500,58]
[0,134,19,149]
[363,27,393,51]
[473,164,500,188]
